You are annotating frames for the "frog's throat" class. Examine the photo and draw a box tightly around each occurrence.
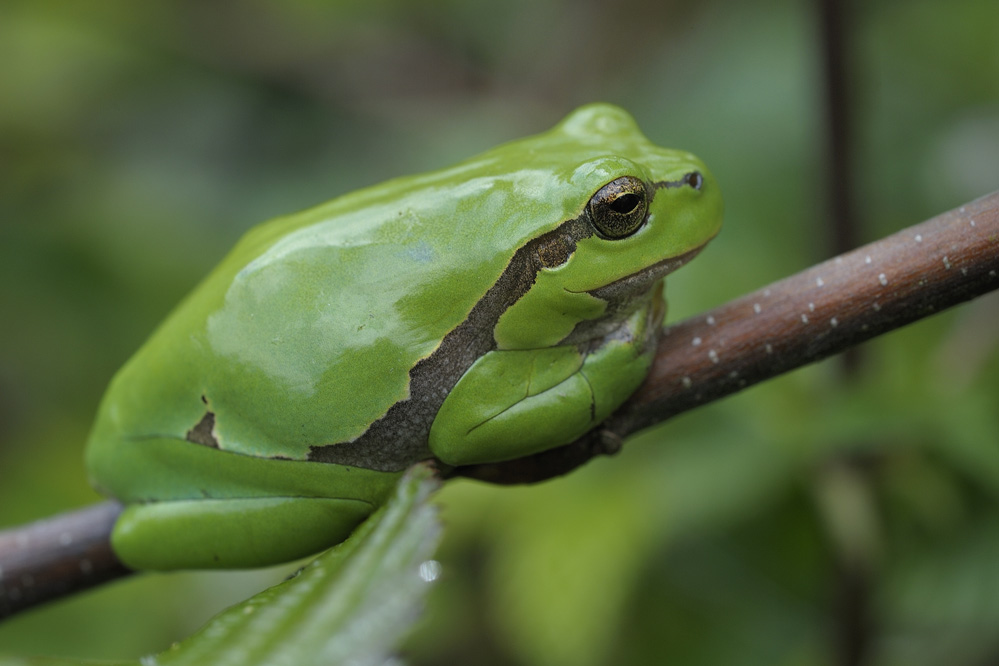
[557,244,705,348]
[567,243,705,299]
[308,214,596,472]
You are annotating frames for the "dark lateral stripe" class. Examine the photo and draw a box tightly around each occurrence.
[307,215,594,471]
[653,171,703,192]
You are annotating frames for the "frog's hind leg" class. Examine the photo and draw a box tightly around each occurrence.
[111,496,374,570]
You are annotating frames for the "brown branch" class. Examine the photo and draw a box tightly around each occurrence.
[456,190,999,484]
[1,191,996,619]
[0,501,130,619]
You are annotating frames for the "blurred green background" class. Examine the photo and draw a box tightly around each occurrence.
[1,0,998,664]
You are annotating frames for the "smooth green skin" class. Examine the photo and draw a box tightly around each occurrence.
[85,104,723,570]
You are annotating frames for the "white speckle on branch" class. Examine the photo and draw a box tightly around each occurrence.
[708,350,719,364]
[692,337,702,347]
[942,256,952,270]
[878,273,888,286]
[753,303,762,314]
[816,277,825,287]
[419,559,443,582]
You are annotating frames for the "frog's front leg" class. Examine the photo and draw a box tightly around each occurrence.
[428,305,659,466]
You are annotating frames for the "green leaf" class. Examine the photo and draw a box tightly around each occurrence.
[0,464,442,666]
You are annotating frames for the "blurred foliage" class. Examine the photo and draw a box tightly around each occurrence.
[1,0,997,664]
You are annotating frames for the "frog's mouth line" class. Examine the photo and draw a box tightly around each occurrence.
[565,241,710,298]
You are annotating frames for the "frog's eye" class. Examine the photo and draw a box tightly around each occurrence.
[588,176,649,239]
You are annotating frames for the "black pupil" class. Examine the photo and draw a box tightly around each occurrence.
[609,193,640,214]
[686,172,703,190]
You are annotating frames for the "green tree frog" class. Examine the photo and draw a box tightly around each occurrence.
[85,104,723,570]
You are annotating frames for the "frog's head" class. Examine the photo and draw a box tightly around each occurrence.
[491,103,723,349]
